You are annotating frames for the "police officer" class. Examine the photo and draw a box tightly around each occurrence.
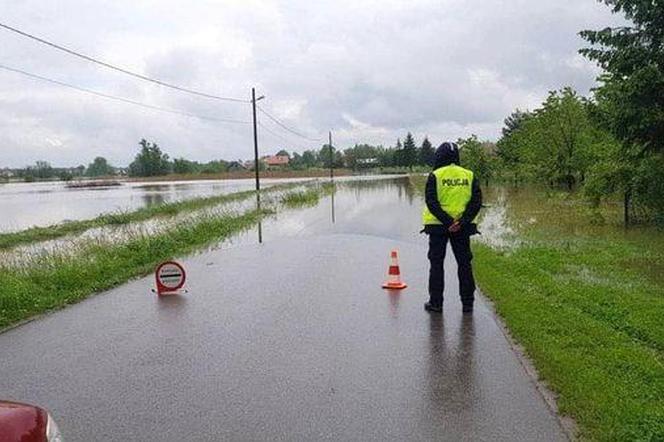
[422,142,482,314]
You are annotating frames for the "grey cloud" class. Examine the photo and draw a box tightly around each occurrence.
[0,0,621,166]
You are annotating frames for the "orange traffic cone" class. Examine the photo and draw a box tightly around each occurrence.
[382,250,408,290]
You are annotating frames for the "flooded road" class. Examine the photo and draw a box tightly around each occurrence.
[0,177,567,441]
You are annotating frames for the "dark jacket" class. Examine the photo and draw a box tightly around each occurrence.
[424,144,482,235]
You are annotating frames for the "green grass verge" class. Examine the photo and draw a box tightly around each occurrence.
[409,175,664,441]
[474,242,663,441]
[0,210,263,329]
[0,183,302,250]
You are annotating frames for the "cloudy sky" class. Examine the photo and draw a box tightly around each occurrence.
[0,0,623,167]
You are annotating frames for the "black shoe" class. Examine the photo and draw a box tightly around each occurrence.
[462,304,474,314]
[424,302,443,313]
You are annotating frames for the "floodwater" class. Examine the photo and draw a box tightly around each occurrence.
[5,176,661,274]
[0,178,313,233]
[0,177,414,265]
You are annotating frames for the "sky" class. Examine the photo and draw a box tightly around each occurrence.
[0,0,624,167]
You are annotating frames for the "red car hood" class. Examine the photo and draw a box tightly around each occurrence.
[0,401,47,442]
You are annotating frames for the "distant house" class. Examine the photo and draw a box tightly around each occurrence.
[263,155,290,168]
[228,161,247,172]
[0,168,14,178]
[356,158,379,168]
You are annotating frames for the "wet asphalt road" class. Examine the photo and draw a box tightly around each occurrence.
[0,178,566,441]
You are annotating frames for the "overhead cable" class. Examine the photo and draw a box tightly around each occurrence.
[0,21,249,103]
[257,105,322,142]
[0,63,251,124]
[257,121,313,149]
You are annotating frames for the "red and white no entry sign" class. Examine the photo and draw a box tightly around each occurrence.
[155,261,186,295]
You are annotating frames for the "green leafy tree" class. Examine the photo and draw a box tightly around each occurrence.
[128,139,171,177]
[459,135,494,186]
[580,0,664,224]
[497,88,617,191]
[86,157,114,177]
[172,158,197,174]
[301,150,318,168]
[580,1,664,154]
[200,160,229,174]
[419,137,435,167]
[501,109,532,138]
[276,149,290,158]
[344,144,380,170]
[513,88,598,189]
[319,145,343,168]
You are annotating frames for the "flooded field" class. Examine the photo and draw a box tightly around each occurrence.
[0,178,312,232]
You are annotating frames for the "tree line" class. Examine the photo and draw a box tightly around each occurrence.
[3,134,443,182]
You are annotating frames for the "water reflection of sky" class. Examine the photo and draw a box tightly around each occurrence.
[0,176,406,233]
[0,178,313,232]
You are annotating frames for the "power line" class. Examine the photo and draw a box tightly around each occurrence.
[258,121,312,149]
[0,21,249,103]
[257,105,323,142]
[0,63,251,125]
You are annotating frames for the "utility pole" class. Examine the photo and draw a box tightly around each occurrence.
[329,131,334,182]
[329,131,335,224]
[251,88,265,243]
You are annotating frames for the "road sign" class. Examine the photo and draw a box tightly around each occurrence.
[155,261,186,295]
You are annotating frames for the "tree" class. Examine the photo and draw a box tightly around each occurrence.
[25,161,54,180]
[580,0,664,224]
[502,109,532,138]
[512,88,599,190]
[319,145,343,168]
[276,149,290,158]
[128,139,171,177]
[419,137,435,167]
[301,150,318,168]
[580,0,664,154]
[200,160,229,174]
[496,88,618,191]
[344,144,381,170]
[459,135,494,186]
[59,170,74,181]
[377,146,395,167]
[86,157,114,177]
[402,133,418,170]
[393,138,403,167]
[172,158,197,174]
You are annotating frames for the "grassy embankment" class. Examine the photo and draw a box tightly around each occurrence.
[0,183,303,250]
[410,175,664,441]
[0,183,328,330]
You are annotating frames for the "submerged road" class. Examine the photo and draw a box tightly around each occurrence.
[0,178,566,441]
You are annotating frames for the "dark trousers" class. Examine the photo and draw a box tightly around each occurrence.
[428,233,476,307]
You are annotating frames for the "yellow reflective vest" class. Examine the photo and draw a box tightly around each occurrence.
[422,165,474,225]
